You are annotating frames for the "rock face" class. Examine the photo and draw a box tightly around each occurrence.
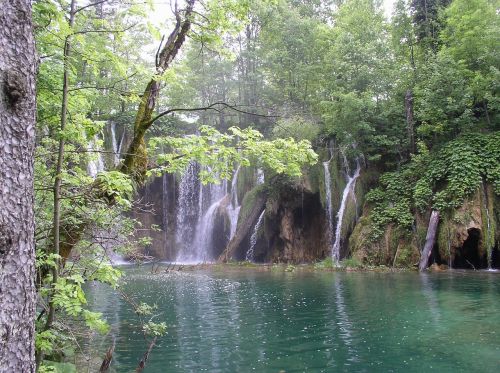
[263,181,329,263]
[350,185,500,269]
[436,186,499,269]
[130,174,177,260]
[130,148,499,268]
[349,218,421,268]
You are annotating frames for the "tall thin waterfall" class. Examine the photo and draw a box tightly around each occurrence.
[481,182,494,269]
[323,161,333,245]
[87,135,105,178]
[175,162,199,261]
[227,166,241,238]
[246,210,265,262]
[256,168,265,185]
[162,173,169,257]
[110,122,122,166]
[332,157,361,264]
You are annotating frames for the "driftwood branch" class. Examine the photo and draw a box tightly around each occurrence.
[99,339,115,372]
[135,337,158,373]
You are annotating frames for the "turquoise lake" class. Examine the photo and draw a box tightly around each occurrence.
[85,267,500,372]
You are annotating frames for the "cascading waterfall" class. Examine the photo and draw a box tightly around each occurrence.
[323,161,333,245]
[175,162,200,261]
[192,199,223,262]
[227,165,241,238]
[246,210,265,262]
[162,173,169,257]
[256,168,265,185]
[87,135,105,178]
[331,156,361,264]
[481,182,494,269]
[110,122,121,166]
[174,164,242,263]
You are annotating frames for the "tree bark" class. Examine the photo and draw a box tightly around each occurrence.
[419,210,439,271]
[0,1,37,371]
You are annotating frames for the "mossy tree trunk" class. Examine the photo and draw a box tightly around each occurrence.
[121,0,195,182]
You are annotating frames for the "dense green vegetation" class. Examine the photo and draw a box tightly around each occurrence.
[29,0,498,371]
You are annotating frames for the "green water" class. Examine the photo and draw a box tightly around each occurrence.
[86,268,500,372]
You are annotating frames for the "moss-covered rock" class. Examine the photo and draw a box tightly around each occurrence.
[349,217,419,268]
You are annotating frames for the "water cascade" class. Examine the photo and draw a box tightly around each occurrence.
[87,135,105,178]
[192,200,224,262]
[175,162,200,261]
[246,210,265,262]
[323,161,333,246]
[162,173,169,257]
[481,183,494,269]
[227,166,241,238]
[110,122,122,166]
[331,157,361,264]
[256,168,265,185]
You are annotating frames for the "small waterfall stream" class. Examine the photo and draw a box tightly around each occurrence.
[175,162,200,261]
[87,135,105,178]
[256,168,265,185]
[481,182,494,269]
[110,122,125,166]
[331,157,361,264]
[162,173,169,257]
[246,210,265,262]
[227,166,241,238]
[323,161,333,246]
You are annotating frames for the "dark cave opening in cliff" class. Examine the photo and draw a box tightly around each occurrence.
[452,228,487,269]
[491,246,500,269]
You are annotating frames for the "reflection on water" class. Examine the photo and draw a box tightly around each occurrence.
[85,269,500,373]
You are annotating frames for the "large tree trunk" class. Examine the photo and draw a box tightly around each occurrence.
[0,1,37,371]
[419,210,440,271]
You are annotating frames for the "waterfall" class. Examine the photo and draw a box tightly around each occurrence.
[110,122,121,166]
[246,210,265,262]
[256,168,265,185]
[175,162,200,261]
[331,157,361,264]
[481,182,494,269]
[192,197,225,262]
[227,166,241,238]
[174,164,242,263]
[323,161,333,246]
[162,173,169,257]
[87,135,105,178]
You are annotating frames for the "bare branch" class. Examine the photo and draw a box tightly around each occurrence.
[74,0,110,15]
[146,101,279,127]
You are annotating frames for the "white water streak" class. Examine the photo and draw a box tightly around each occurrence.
[246,210,265,262]
[332,158,361,264]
